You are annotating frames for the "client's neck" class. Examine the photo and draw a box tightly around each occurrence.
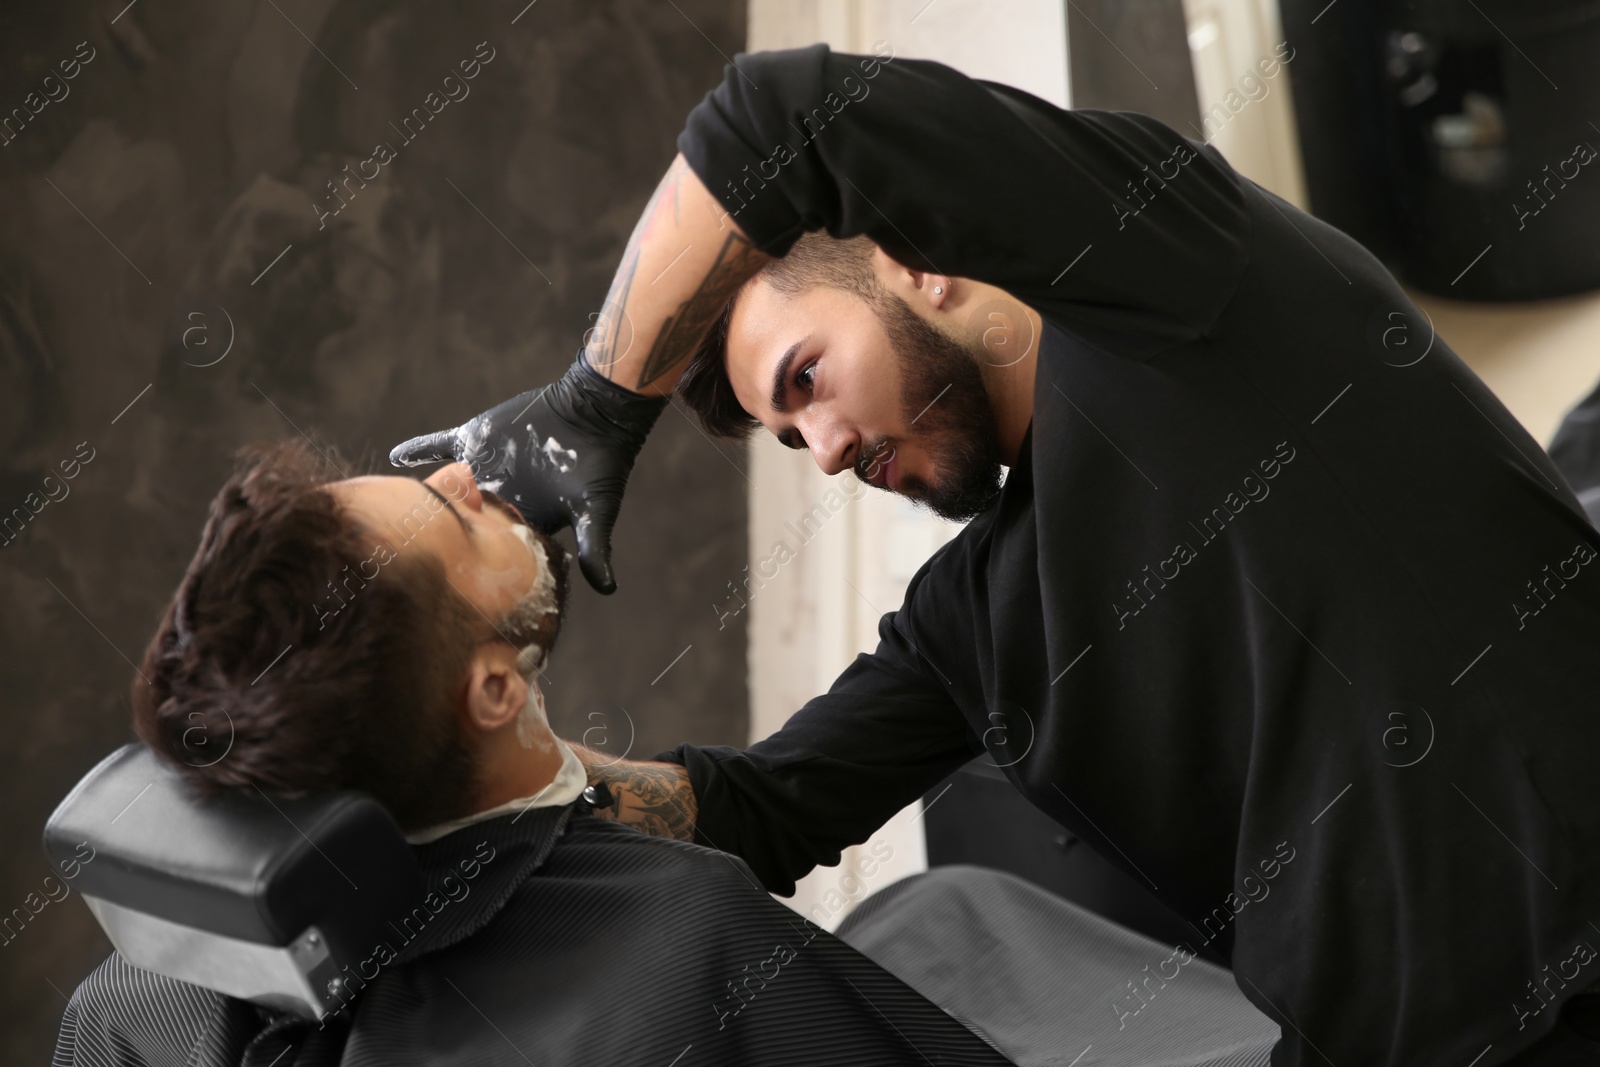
[470,716,565,812]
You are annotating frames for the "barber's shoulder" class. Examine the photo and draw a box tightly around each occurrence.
[891,517,992,630]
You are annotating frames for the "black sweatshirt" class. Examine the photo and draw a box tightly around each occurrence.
[661,44,1600,1067]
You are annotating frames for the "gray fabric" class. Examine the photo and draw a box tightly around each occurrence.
[838,866,1279,1067]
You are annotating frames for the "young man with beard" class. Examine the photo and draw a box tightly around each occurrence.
[390,45,1600,1066]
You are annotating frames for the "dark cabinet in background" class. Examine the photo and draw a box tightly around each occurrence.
[1282,0,1600,300]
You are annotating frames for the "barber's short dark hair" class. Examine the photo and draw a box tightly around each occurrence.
[131,440,485,832]
[677,232,879,438]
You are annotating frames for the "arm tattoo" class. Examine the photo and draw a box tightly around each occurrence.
[588,252,637,372]
[637,230,762,388]
[585,154,764,387]
[585,157,687,373]
[583,756,699,841]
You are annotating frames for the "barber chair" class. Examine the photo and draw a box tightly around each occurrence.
[44,744,424,1020]
[923,758,1230,966]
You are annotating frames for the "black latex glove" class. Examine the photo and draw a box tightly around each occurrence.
[389,353,668,594]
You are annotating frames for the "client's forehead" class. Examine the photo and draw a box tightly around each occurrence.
[326,475,461,543]
[325,474,414,514]
[333,472,467,496]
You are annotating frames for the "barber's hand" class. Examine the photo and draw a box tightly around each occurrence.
[390,354,668,594]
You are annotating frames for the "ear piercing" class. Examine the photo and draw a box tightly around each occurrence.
[933,286,944,294]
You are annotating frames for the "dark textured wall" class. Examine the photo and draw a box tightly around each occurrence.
[0,1,747,1058]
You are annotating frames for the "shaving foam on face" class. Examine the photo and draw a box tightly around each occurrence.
[514,673,554,752]
[510,523,560,618]
[508,522,561,750]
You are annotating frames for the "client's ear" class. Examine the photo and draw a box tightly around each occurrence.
[462,645,527,733]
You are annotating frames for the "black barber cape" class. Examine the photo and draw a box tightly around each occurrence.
[52,805,1012,1066]
[661,45,1600,1067]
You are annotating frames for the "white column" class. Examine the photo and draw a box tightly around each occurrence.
[1180,0,1308,206]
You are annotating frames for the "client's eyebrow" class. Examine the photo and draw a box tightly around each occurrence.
[422,483,471,536]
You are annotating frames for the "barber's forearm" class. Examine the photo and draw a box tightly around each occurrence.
[584,153,771,396]
[569,744,699,842]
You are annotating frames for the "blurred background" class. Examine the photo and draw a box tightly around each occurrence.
[6,0,1600,1060]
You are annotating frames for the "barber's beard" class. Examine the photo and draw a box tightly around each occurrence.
[857,292,1006,522]
[481,491,571,750]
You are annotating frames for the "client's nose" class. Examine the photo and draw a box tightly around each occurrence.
[431,462,485,511]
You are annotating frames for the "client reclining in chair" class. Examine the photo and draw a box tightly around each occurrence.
[53,439,1283,1067]
[51,439,1018,1067]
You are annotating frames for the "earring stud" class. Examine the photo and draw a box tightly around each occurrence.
[933,286,944,294]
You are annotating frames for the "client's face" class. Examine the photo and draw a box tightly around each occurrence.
[328,462,565,658]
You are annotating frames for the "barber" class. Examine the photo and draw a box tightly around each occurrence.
[392,45,1600,1066]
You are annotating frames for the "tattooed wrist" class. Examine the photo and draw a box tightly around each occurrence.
[571,746,699,842]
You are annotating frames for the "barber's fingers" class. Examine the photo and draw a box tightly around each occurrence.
[389,427,462,468]
[573,497,620,596]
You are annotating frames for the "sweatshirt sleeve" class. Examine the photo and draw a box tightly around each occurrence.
[677,43,1252,356]
[658,602,978,896]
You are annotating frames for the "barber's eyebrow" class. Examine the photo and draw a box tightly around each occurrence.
[769,339,805,413]
[422,483,471,536]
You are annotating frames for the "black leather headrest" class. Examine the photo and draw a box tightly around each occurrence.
[44,744,424,969]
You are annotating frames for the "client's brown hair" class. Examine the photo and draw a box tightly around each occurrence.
[132,440,485,832]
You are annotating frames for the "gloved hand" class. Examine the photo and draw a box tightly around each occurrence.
[390,354,668,594]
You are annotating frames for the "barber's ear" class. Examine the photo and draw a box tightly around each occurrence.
[462,647,526,732]
[869,245,951,309]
